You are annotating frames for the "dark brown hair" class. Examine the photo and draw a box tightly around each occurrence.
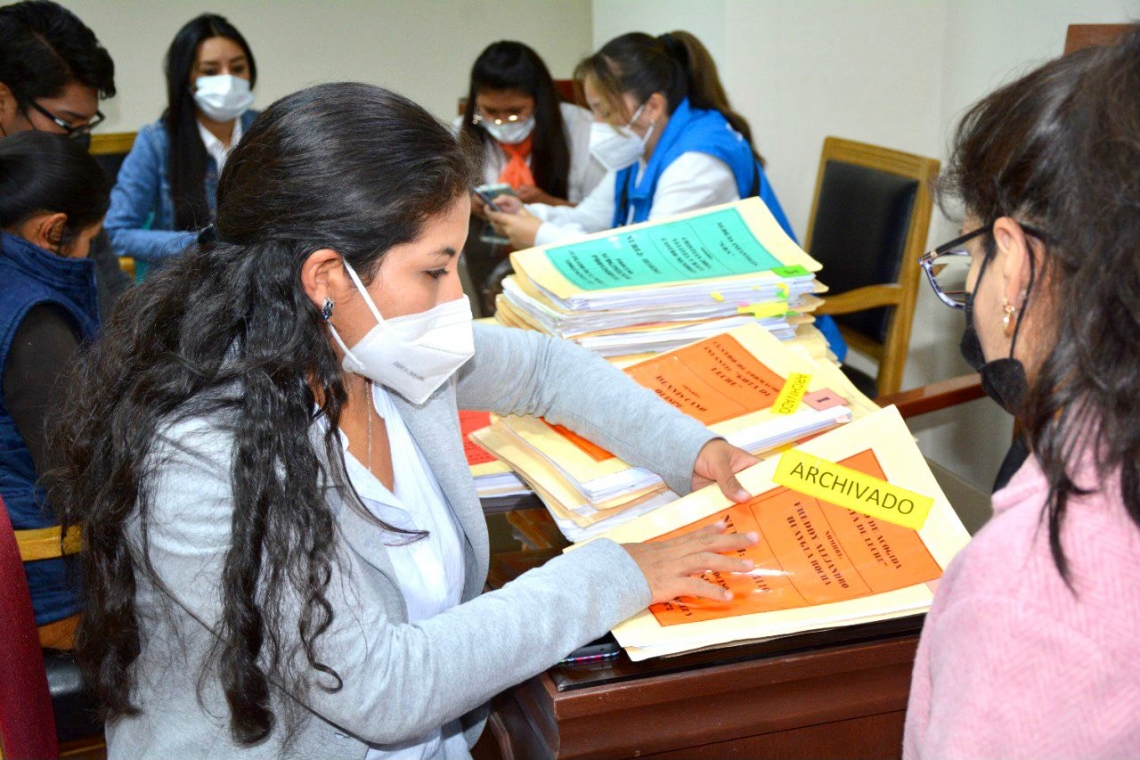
[163,13,257,231]
[461,40,570,199]
[575,30,764,167]
[51,82,479,744]
[940,31,1140,579]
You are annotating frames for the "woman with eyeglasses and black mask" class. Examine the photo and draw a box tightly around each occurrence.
[52,82,761,758]
[105,13,257,271]
[906,31,1140,758]
[0,131,109,649]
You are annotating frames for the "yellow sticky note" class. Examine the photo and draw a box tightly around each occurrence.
[736,302,788,319]
[772,372,811,415]
[711,291,725,302]
[772,450,934,530]
[776,283,790,300]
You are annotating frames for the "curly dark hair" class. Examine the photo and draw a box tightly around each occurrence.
[49,82,480,744]
[939,30,1140,580]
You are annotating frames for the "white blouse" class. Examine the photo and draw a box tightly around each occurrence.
[195,117,243,174]
[529,151,740,247]
[342,384,469,760]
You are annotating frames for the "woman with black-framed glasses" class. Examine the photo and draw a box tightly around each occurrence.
[904,31,1140,759]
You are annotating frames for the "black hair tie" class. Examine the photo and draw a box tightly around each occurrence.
[197,225,218,245]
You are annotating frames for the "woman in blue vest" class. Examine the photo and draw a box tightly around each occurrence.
[0,131,109,647]
[489,30,845,359]
[105,14,257,269]
[488,31,794,247]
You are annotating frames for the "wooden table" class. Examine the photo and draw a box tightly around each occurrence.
[474,458,989,760]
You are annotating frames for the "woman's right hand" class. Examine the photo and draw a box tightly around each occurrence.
[623,521,758,604]
[491,194,524,214]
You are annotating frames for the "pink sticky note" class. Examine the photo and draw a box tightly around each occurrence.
[803,388,845,411]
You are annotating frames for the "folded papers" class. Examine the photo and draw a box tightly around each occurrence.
[578,406,971,660]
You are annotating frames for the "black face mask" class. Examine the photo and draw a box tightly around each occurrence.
[959,256,1029,414]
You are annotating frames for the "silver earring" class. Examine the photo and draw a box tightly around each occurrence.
[321,298,334,321]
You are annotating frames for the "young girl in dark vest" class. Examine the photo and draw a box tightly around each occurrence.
[0,130,109,647]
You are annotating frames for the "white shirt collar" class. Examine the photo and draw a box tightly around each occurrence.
[197,117,243,173]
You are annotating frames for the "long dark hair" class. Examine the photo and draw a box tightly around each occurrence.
[0,131,109,245]
[576,30,765,167]
[940,31,1140,579]
[50,83,479,743]
[460,41,570,198]
[163,13,256,231]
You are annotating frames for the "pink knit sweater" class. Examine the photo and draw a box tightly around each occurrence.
[904,454,1140,758]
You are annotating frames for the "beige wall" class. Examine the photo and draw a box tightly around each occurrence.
[593,0,1138,489]
[60,0,594,132]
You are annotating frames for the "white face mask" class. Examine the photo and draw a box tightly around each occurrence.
[327,261,475,405]
[481,116,535,145]
[193,74,254,122]
[589,104,654,171]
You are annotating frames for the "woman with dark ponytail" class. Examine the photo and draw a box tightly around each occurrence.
[104,13,257,269]
[488,30,794,249]
[52,82,761,757]
[906,32,1140,757]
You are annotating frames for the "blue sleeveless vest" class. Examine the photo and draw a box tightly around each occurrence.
[611,98,796,241]
[0,232,99,625]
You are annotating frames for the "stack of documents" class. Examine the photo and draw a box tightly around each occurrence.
[495,198,832,360]
[459,410,528,498]
[469,323,877,541]
[581,406,971,660]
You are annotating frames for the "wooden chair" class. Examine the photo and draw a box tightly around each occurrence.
[806,137,940,397]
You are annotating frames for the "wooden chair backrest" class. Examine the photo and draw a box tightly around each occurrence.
[807,137,940,395]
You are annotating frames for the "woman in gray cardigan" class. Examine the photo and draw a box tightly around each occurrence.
[52,83,759,759]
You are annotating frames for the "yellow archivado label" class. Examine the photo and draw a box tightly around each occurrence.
[772,449,934,530]
[771,372,811,415]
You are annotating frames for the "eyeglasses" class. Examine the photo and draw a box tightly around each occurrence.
[471,111,527,127]
[919,223,1048,310]
[26,100,105,139]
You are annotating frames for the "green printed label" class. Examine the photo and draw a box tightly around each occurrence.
[545,208,783,291]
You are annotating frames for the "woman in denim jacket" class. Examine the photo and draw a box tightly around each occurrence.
[105,14,257,267]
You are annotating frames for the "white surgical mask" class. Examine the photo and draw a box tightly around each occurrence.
[481,116,535,145]
[193,74,254,122]
[328,261,475,405]
[589,104,654,171]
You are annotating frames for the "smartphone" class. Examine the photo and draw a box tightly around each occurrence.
[560,634,622,665]
[473,182,519,213]
[473,187,504,213]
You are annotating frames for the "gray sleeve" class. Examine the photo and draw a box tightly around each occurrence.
[455,323,717,495]
[143,419,650,745]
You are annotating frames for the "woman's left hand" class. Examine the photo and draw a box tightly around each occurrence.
[691,439,759,503]
[487,206,542,249]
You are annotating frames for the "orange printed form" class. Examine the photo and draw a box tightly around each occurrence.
[548,326,832,462]
[582,406,973,661]
[649,449,941,626]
